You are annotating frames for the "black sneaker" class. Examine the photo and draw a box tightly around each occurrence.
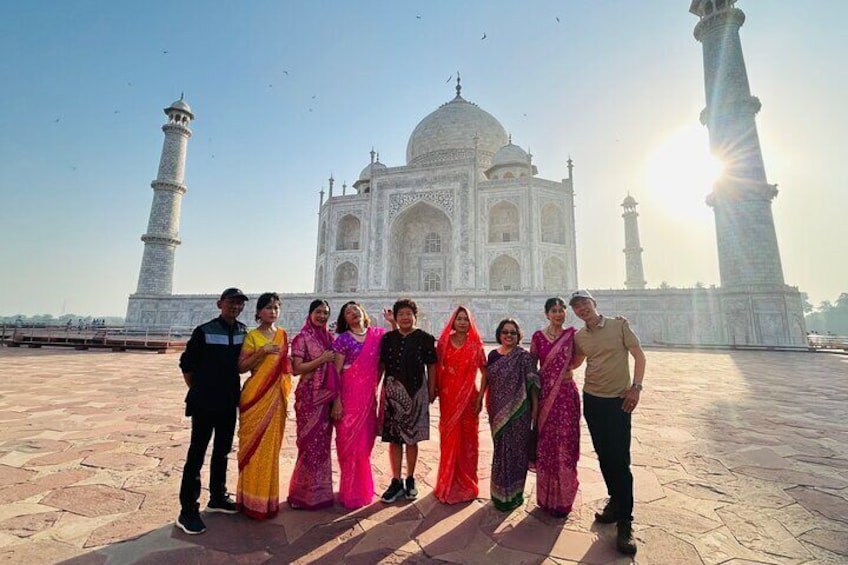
[381,479,405,503]
[616,520,637,556]
[404,476,418,500]
[594,500,619,524]
[175,512,206,535]
[207,494,238,514]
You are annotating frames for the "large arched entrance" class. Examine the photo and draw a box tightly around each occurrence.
[389,201,452,292]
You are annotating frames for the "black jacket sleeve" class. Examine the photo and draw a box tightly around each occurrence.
[179,326,205,375]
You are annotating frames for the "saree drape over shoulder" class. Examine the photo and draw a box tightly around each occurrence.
[486,347,540,511]
[287,319,338,510]
[333,326,384,509]
[434,307,486,504]
[237,328,292,520]
[531,328,580,516]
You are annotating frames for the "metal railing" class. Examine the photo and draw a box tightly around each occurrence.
[807,334,848,351]
[1,323,189,351]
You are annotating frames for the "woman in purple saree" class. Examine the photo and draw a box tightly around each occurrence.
[287,299,338,510]
[481,318,540,511]
[530,297,580,517]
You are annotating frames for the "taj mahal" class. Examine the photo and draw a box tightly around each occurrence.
[126,0,807,347]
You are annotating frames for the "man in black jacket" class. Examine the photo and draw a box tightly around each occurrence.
[175,288,248,535]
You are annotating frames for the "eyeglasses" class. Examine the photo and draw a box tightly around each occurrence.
[500,330,518,336]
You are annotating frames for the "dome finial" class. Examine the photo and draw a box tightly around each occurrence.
[180,91,184,101]
[370,147,376,164]
[455,72,462,99]
[508,133,512,144]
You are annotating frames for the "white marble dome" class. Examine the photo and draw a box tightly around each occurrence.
[166,96,193,118]
[491,140,529,167]
[406,90,507,167]
[359,160,387,180]
[622,194,638,208]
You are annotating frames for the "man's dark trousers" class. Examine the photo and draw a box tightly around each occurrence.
[179,407,237,514]
[583,392,633,521]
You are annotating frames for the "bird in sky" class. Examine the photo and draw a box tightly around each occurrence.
[53,118,60,123]
[416,15,421,19]
[481,33,487,40]
[113,110,119,114]
[127,81,132,87]
[268,83,273,88]
[446,74,453,83]
[162,50,169,54]
[556,16,560,23]
[282,70,289,75]
[312,95,317,99]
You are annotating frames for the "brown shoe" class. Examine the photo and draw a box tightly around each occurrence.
[594,500,619,524]
[616,520,637,555]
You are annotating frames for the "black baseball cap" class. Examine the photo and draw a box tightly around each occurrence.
[220,287,249,301]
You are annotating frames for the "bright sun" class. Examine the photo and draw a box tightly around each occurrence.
[645,125,724,219]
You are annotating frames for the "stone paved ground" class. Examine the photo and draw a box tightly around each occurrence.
[0,348,846,564]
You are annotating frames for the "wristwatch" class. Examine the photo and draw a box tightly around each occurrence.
[631,383,643,392]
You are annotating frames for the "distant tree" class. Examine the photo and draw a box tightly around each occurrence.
[804,294,848,335]
[800,292,814,314]
[695,281,705,289]
[659,281,671,289]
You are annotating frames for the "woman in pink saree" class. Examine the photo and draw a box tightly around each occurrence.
[287,299,338,510]
[530,297,579,518]
[330,302,392,509]
[433,306,486,504]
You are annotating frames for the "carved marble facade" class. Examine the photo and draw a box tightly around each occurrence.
[313,82,578,300]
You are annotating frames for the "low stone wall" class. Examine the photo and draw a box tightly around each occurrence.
[127,286,807,347]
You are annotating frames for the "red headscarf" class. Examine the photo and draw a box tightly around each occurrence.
[436,305,483,360]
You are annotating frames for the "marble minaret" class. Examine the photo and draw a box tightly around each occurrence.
[691,0,785,288]
[135,95,193,295]
[621,194,646,290]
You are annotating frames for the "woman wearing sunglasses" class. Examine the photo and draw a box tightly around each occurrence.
[479,318,540,511]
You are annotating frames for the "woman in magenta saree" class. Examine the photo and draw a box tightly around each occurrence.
[434,306,486,504]
[287,299,338,510]
[331,302,387,509]
[530,297,580,518]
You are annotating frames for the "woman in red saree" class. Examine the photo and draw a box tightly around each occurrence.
[330,302,389,509]
[287,299,338,510]
[236,292,291,520]
[434,306,486,504]
[530,297,580,518]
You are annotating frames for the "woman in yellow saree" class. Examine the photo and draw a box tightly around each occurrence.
[236,292,292,520]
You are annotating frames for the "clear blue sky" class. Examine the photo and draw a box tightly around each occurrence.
[1,1,845,316]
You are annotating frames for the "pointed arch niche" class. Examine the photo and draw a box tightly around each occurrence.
[389,201,452,292]
[488,201,520,243]
[543,256,567,291]
[541,203,565,244]
[489,255,521,291]
[336,214,361,250]
[334,262,358,293]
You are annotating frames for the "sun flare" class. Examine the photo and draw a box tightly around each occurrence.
[645,126,724,219]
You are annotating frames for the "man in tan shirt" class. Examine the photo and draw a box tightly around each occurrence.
[571,290,645,556]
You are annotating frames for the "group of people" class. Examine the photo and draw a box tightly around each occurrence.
[175,287,645,556]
